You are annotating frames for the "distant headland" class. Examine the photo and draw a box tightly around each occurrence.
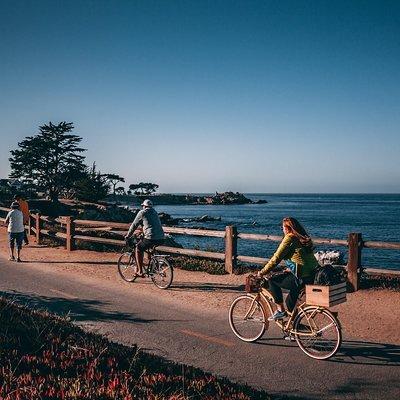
[116,191,267,206]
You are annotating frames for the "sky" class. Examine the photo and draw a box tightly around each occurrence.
[0,0,399,193]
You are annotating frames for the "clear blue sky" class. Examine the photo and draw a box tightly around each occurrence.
[1,0,399,193]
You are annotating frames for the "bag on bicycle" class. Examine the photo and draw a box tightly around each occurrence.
[314,264,342,286]
[245,274,262,293]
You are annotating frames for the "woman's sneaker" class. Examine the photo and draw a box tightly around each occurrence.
[283,333,295,342]
[268,310,287,321]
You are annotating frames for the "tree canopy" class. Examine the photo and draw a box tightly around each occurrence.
[9,122,86,202]
[129,182,159,195]
[103,174,125,198]
[73,163,110,202]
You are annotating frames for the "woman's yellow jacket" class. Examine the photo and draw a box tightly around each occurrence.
[260,233,318,278]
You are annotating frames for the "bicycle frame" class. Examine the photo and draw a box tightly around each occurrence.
[229,279,342,359]
[253,287,328,338]
[126,238,170,276]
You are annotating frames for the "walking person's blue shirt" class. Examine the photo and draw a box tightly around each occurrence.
[127,208,165,240]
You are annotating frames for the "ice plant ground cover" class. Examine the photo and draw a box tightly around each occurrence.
[0,297,269,400]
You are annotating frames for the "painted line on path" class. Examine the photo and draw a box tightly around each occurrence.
[180,329,235,348]
[49,288,78,299]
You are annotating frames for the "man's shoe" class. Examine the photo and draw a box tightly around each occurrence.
[268,310,287,321]
[9,256,15,261]
[16,258,22,263]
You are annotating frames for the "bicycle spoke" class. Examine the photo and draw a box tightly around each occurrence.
[150,259,173,289]
[316,322,335,334]
[117,253,138,282]
[294,308,341,360]
[229,296,266,342]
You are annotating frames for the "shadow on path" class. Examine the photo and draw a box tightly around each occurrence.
[0,290,157,324]
[331,339,400,366]
[256,336,400,366]
[24,260,116,265]
[275,376,400,400]
[170,281,244,293]
[327,377,400,399]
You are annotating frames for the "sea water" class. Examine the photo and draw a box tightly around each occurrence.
[148,194,400,271]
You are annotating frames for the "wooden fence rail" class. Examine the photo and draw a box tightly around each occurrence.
[1,206,400,291]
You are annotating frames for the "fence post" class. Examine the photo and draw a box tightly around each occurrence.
[35,213,41,244]
[28,213,32,236]
[65,216,75,251]
[225,225,237,274]
[347,232,362,292]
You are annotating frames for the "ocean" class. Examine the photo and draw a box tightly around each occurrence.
[152,194,400,271]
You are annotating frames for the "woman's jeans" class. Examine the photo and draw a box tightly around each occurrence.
[268,272,314,312]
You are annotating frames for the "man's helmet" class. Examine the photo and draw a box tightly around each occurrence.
[141,199,153,207]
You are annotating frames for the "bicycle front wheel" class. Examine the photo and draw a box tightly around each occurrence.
[117,252,138,282]
[229,295,266,342]
[150,258,173,289]
[294,307,342,360]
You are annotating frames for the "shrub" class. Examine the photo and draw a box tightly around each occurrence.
[0,297,269,400]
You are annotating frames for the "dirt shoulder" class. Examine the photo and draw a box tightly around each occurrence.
[1,226,399,345]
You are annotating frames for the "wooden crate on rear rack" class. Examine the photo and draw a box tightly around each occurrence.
[305,282,347,307]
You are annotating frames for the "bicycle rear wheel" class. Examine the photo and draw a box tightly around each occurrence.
[150,258,173,289]
[117,252,138,282]
[294,307,341,360]
[229,295,267,342]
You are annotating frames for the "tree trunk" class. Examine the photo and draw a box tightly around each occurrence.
[49,190,59,204]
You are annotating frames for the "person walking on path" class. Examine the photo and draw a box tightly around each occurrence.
[125,199,165,277]
[5,201,25,262]
[14,194,29,245]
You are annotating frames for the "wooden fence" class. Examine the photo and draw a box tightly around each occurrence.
[1,206,400,292]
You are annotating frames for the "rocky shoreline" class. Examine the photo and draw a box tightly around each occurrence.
[21,199,223,228]
[113,191,267,206]
[1,191,266,228]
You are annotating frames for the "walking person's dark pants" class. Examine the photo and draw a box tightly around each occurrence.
[269,272,314,312]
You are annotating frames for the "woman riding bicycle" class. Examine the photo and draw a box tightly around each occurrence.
[257,217,318,321]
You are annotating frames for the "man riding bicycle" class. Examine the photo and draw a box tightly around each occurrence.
[124,199,165,277]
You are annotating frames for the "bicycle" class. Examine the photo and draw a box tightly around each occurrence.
[117,236,174,289]
[228,274,342,360]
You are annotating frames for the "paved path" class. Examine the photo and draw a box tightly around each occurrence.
[0,256,399,399]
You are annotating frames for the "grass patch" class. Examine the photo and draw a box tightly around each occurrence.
[360,272,400,291]
[0,297,269,399]
[174,256,227,275]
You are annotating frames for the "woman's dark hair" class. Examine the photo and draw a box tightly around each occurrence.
[282,217,313,248]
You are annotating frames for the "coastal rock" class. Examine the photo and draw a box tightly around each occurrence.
[163,234,183,248]
[127,192,266,206]
[77,205,136,223]
[198,192,253,205]
[180,215,222,223]
[198,214,221,222]
[158,212,179,226]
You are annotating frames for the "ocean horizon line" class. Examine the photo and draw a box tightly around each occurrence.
[147,192,400,196]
